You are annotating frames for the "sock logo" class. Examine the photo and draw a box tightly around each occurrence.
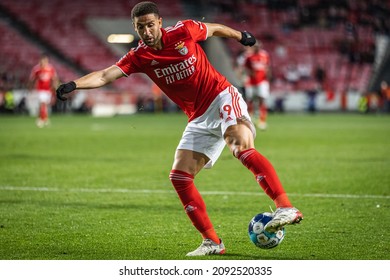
[185,205,197,213]
[256,175,265,182]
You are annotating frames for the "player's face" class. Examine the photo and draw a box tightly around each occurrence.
[133,14,162,48]
[40,57,49,67]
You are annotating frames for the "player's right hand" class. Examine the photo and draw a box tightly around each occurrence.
[56,81,76,101]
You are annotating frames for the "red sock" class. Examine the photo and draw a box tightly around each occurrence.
[39,103,48,121]
[238,148,292,208]
[259,103,267,122]
[248,101,254,115]
[169,169,220,243]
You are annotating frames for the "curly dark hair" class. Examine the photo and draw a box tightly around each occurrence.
[131,1,160,21]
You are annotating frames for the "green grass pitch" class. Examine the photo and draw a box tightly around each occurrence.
[0,112,389,260]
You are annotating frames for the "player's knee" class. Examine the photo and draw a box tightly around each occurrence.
[224,128,254,158]
[235,142,253,157]
[225,136,252,158]
[232,146,251,158]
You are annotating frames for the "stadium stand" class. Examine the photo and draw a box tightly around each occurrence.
[0,0,183,89]
[206,0,385,95]
[0,19,77,89]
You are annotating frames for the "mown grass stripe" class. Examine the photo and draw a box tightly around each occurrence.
[1,185,389,199]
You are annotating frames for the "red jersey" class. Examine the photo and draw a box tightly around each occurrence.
[245,49,270,85]
[116,20,231,121]
[30,64,57,91]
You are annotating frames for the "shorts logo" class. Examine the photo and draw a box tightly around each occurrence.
[175,41,188,55]
[220,104,234,122]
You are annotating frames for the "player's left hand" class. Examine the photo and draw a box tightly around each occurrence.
[239,31,256,46]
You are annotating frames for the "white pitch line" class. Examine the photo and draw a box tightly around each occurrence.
[0,185,389,199]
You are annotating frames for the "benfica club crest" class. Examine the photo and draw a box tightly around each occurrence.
[175,41,188,55]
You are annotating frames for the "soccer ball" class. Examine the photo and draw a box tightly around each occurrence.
[248,212,285,249]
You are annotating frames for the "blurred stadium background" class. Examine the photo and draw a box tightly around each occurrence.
[0,0,389,117]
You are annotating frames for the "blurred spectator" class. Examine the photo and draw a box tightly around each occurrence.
[380,81,390,113]
[358,92,369,113]
[273,91,286,113]
[344,18,359,63]
[306,88,318,113]
[4,90,15,112]
[275,44,288,59]
[297,61,312,80]
[314,65,327,89]
[284,61,300,86]
[152,82,163,113]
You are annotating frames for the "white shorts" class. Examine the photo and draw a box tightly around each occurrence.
[245,80,270,100]
[177,86,256,169]
[36,90,52,104]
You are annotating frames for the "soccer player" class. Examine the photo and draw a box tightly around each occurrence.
[56,1,303,256]
[380,80,390,113]
[243,42,271,130]
[29,54,59,127]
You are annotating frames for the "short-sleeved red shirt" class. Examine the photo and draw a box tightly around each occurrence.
[30,64,57,91]
[116,20,231,121]
[245,49,270,85]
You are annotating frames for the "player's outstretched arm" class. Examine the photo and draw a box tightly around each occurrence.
[56,65,124,101]
[205,23,256,46]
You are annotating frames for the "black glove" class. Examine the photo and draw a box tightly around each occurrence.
[56,81,76,101]
[239,31,256,46]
